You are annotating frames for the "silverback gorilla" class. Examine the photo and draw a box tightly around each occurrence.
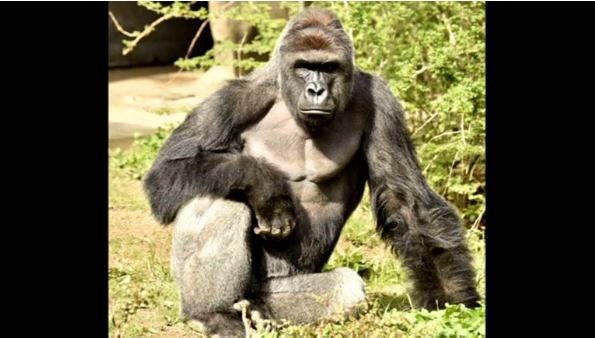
[144,8,480,337]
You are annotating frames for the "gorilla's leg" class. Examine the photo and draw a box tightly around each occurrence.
[172,197,254,337]
[171,197,366,335]
[246,267,367,327]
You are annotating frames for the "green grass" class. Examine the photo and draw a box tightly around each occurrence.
[109,169,150,211]
[108,126,486,338]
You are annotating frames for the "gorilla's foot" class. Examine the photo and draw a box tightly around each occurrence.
[186,311,247,338]
[233,299,275,333]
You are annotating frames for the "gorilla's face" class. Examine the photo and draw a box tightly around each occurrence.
[278,20,355,131]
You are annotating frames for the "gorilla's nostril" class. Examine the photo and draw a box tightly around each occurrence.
[306,84,326,98]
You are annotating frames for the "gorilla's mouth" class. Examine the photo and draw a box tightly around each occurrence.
[299,109,333,119]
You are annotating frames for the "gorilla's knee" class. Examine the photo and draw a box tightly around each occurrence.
[258,268,367,324]
[327,267,367,316]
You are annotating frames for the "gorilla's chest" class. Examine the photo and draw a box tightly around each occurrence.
[241,102,363,184]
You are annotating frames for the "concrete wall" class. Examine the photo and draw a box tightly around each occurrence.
[108,1,213,68]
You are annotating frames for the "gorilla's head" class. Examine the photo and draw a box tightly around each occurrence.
[276,8,355,130]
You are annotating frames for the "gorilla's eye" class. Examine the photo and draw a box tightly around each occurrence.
[322,62,339,73]
[294,62,312,71]
[294,61,338,74]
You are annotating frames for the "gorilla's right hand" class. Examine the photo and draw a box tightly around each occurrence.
[246,172,297,241]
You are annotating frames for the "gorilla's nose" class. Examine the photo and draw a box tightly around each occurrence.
[305,82,329,104]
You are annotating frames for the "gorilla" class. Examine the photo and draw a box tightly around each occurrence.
[144,7,480,337]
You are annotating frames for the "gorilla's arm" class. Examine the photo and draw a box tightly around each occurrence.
[362,75,462,249]
[143,76,295,228]
[362,74,480,309]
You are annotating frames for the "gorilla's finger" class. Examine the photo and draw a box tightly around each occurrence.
[281,226,293,238]
[254,227,271,236]
[233,300,251,312]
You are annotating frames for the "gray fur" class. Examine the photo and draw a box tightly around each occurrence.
[172,196,366,336]
[256,267,367,324]
[172,197,253,315]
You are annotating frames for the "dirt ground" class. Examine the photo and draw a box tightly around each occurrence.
[108,65,235,150]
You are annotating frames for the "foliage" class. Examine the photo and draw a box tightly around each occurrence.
[111,1,485,228]
[109,123,178,181]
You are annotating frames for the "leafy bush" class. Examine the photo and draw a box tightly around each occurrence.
[109,123,178,180]
[110,1,485,227]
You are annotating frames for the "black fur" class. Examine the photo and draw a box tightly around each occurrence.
[144,7,480,337]
[361,74,480,309]
[143,75,297,228]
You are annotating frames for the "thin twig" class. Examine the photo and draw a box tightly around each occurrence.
[317,319,325,338]
[343,1,354,41]
[418,131,464,156]
[237,30,250,78]
[428,130,462,143]
[471,207,485,230]
[461,113,466,145]
[411,65,429,78]
[127,13,175,55]
[468,155,480,181]
[421,140,458,174]
[187,1,235,59]
[411,111,439,137]
[423,152,442,176]
[165,17,211,85]
[167,18,210,85]
[186,18,210,60]
[442,150,460,196]
[445,16,456,45]
[435,1,456,45]
[108,11,137,37]
[377,58,388,75]
[165,17,212,85]
[406,293,415,310]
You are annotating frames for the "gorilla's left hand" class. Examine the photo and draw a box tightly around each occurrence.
[253,198,296,240]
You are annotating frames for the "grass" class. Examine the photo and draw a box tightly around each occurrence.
[108,128,486,338]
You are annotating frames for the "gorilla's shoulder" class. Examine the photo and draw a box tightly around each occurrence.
[351,69,396,109]
[354,68,391,92]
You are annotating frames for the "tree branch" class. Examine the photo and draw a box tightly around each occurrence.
[186,18,210,60]
[108,11,137,38]
[435,1,456,45]
[471,207,485,231]
[411,111,438,137]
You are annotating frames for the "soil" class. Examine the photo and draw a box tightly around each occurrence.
[108,65,236,150]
